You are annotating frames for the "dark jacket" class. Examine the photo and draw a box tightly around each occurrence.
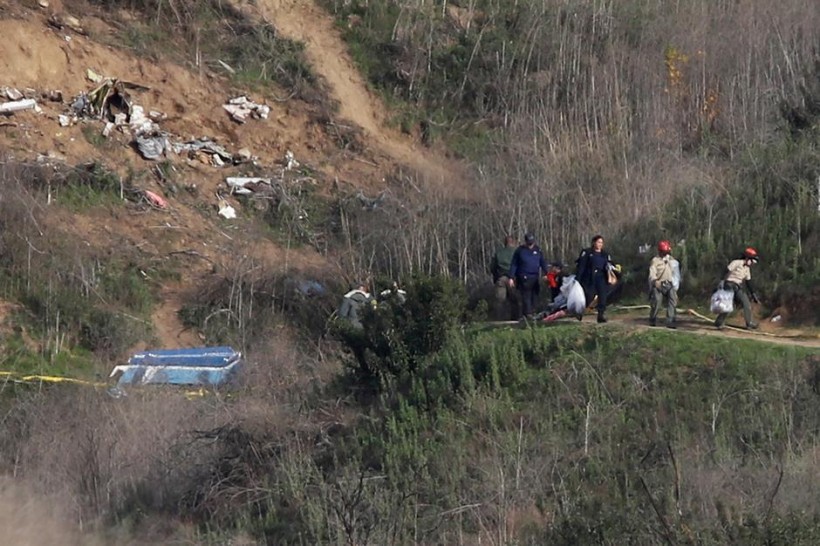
[509,245,549,279]
[490,245,517,282]
[576,248,613,287]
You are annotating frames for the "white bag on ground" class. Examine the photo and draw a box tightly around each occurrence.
[563,275,586,316]
[710,288,734,314]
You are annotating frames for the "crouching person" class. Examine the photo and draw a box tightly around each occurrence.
[338,280,374,329]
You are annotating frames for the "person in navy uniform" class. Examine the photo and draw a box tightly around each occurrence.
[508,233,550,320]
[575,235,616,323]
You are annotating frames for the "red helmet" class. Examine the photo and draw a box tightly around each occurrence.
[658,240,672,254]
[743,247,759,262]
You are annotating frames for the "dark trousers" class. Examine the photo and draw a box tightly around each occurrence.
[589,272,608,312]
[516,276,540,317]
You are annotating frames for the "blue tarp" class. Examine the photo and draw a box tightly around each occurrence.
[111,346,242,387]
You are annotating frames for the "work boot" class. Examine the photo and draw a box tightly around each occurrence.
[666,321,677,330]
[597,311,607,323]
[714,318,725,330]
[649,318,657,327]
[745,322,759,330]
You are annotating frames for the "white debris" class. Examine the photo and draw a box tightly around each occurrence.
[223,96,270,124]
[102,121,115,137]
[86,69,103,83]
[58,114,73,127]
[284,150,299,170]
[1,87,23,101]
[64,15,81,29]
[128,105,159,135]
[225,177,272,195]
[218,201,237,219]
[771,315,782,323]
[0,98,38,114]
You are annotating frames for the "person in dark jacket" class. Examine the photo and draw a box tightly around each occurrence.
[490,235,519,320]
[575,235,615,323]
[508,233,550,319]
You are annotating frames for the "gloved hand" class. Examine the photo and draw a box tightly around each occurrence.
[751,292,760,304]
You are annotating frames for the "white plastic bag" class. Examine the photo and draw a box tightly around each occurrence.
[565,276,587,316]
[710,288,734,314]
[670,259,681,291]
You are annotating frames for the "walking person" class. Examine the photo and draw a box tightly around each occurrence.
[508,233,550,320]
[714,247,761,330]
[575,235,616,323]
[489,235,519,320]
[648,240,681,328]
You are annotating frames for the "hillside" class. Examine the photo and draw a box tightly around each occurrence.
[0,0,477,350]
[0,0,818,544]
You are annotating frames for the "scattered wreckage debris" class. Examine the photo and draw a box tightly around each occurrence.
[223,95,270,123]
[70,77,151,122]
[65,75,257,164]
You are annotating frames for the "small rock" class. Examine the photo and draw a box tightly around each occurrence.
[38,0,49,7]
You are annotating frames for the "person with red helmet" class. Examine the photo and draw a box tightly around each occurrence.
[648,240,681,328]
[714,247,761,330]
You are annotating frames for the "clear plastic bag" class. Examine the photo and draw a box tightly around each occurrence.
[710,288,734,314]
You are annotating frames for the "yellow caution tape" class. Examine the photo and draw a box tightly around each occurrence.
[0,370,106,387]
[0,370,211,397]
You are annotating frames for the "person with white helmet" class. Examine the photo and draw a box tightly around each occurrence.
[714,247,761,330]
[647,240,681,329]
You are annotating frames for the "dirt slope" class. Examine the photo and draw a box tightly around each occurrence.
[0,7,354,348]
[248,0,469,193]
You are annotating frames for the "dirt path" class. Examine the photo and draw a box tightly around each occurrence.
[611,315,820,349]
[151,285,203,349]
[251,0,468,192]
[483,305,820,349]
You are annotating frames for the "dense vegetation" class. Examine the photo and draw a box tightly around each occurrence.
[0,0,818,544]
[5,277,818,544]
[324,0,819,313]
